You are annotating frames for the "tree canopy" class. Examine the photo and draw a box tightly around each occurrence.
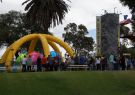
[22,0,70,33]
[119,0,135,13]
[119,0,135,46]
[0,10,52,47]
[63,23,94,56]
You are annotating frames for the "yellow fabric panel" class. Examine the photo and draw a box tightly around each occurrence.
[1,34,74,67]
[1,45,13,63]
[45,35,74,57]
[48,41,61,53]
[5,34,38,66]
[28,38,38,54]
[48,41,62,58]
[38,34,50,58]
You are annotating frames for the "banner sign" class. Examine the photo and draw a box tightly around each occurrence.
[96,16,101,56]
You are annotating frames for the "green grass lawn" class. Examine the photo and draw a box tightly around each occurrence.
[0,71,135,95]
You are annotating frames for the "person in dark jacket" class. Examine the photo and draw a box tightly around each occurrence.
[120,56,126,70]
[37,56,42,72]
[101,56,107,71]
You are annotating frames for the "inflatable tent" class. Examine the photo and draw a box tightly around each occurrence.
[0,34,74,71]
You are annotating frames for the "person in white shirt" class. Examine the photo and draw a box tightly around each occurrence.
[22,55,27,72]
[95,58,101,70]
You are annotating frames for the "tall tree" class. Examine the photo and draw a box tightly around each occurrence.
[22,0,70,34]
[0,10,51,47]
[63,23,94,56]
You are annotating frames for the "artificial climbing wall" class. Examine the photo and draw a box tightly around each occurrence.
[97,13,119,57]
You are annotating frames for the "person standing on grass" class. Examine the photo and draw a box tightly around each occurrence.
[101,56,107,71]
[127,57,132,70]
[22,55,27,72]
[41,56,47,72]
[37,56,42,72]
[95,57,101,70]
[74,55,79,65]
[80,56,85,65]
[27,55,32,72]
[120,55,126,70]
[131,57,135,69]
[53,56,59,71]
[109,54,115,70]
[71,57,75,65]
[50,56,54,71]
[113,56,119,70]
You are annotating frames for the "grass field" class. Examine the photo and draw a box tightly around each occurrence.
[0,71,135,95]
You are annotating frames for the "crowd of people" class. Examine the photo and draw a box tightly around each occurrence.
[87,55,135,71]
[12,49,135,72]
[64,54,135,71]
[19,55,63,72]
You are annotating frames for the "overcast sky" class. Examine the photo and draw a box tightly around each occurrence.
[0,0,131,37]
[0,0,132,56]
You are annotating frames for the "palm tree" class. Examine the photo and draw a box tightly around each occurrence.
[22,0,70,34]
[119,0,135,13]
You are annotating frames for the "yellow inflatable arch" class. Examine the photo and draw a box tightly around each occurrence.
[1,34,74,70]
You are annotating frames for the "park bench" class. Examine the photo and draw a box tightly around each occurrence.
[67,64,88,71]
[0,59,6,72]
[0,66,6,72]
